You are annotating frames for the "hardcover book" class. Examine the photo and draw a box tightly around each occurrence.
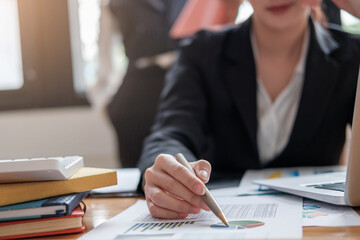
[0,191,89,221]
[0,205,85,239]
[0,167,117,206]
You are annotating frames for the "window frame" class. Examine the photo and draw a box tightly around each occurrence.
[0,0,88,111]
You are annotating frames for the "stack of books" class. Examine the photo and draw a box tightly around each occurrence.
[0,167,117,239]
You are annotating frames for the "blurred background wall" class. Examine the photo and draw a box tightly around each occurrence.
[0,107,119,168]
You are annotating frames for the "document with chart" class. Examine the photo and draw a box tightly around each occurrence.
[80,195,302,239]
[302,198,360,227]
[238,166,346,196]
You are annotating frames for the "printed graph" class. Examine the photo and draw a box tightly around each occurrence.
[267,170,299,179]
[303,203,328,218]
[137,203,278,222]
[258,170,299,191]
[124,221,195,233]
[211,220,265,230]
[303,204,321,211]
[302,211,328,218]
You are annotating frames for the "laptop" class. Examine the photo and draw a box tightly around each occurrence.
[254,67,360,206]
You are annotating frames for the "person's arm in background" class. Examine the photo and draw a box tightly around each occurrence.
[137,32,213,219]
[170,0,243,38]
[136,0,243,219]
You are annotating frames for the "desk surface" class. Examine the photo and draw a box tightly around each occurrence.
[34,197,360,240]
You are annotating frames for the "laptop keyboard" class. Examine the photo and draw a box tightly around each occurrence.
[307,182,345,192]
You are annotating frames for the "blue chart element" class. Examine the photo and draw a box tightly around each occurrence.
[288,171,299,177]
[313,170,336,175]
[303,204,321,210]
[211,221,265,230]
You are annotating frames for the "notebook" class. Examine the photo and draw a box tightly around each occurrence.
[0,191,89,221]
[254,67,360,206]
[0,167,117,206]
[0,205,85,239]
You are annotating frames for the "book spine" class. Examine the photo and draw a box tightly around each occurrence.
[42,191,90,217]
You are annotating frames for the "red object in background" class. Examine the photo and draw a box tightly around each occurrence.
[170,0,228,39]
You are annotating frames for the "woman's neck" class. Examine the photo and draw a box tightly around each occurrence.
[252,18,308,58]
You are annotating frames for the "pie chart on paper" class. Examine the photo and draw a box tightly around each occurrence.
[210,220,265,230]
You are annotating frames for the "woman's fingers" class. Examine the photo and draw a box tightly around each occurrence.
[155,154,206,195]
[146,169,210,210]
[191,160,212,183]
[146,199,188,219]
[146,185,201,215]
[144,154,213,218]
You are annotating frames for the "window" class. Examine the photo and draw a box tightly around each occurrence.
[68,0,127,95]
[0,0,23,91]
[0,0,87,111]
[68,0,101,94]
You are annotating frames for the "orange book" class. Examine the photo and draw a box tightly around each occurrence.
[0,167,117,206]
[170,0,228,38]
[0,205,85,239]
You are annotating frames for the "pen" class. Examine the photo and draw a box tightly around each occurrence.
[175,153,229,227]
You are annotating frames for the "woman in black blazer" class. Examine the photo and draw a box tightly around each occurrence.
[139,0,360,219]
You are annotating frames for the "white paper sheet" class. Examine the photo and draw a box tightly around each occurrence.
[302,198,360,227]
[80,195,303,239]
[210,187,240,198]
[92,168,140,194]
[238,166,345,196]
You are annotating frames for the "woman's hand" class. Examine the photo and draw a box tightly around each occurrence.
[332,0,360,19]
[144,154,211,219]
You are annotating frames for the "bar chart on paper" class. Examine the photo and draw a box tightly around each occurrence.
[137,203,278,222]
[124,221,195,233]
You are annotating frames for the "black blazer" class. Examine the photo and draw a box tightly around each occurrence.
[109,0,187,61]
[107,0,187,167]
[138,18,360,177]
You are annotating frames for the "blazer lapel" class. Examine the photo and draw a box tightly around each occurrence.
[223,19,258,155]
[282,19,340,157]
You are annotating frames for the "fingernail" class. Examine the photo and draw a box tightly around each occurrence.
[190,206,201,214]
[194,183,205,195]
[199,170,208,181]
[201,201,210,211]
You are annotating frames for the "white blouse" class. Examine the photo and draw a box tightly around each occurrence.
[251,28,310,165]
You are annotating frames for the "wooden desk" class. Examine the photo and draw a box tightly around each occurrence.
[36,197,360,239]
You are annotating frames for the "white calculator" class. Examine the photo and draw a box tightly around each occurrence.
[0,156,84,183]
